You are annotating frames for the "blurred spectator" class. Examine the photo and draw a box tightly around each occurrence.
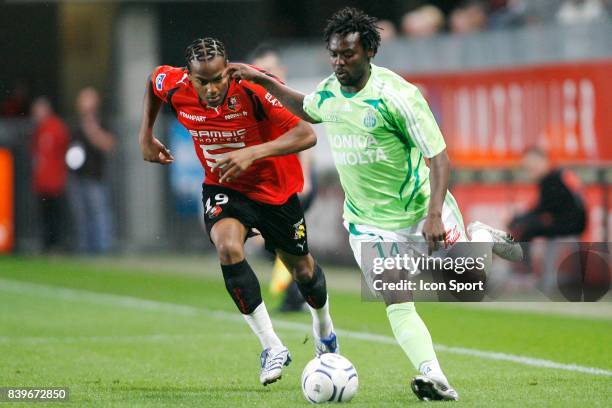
[1,80,30,117]
[450,0,488,34]
[376,19,398,41]
[401,5,445,38]
[67,87,116,254]
[487,0,527,29]
[250,44,317,312]
[249,43,287,79]
[30,97,70,252]
[509,147,587,242]
[556,0,609,25]
[515,0,565,25]
[249,45,316,209]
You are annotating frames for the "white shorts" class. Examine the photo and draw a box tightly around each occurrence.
[345,194,466,291]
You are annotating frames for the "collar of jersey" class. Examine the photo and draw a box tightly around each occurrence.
[338,63,375,99]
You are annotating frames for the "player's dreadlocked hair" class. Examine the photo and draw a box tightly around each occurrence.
[184,37,227,70]
[324,7,381,56]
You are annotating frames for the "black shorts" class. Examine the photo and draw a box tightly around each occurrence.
[202,184,309,256]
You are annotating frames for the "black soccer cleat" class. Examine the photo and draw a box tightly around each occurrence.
[411,375,459,401]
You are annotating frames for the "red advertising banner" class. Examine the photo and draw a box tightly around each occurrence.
[407,61,612,167]
[0,148,14,253]
[451,183,611,241]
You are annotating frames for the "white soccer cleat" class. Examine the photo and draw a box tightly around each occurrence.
[259,347,291,386]
[467,221,524,262]
[411,375,459,401]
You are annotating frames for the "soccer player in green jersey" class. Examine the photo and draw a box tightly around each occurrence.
[221,7,523,401]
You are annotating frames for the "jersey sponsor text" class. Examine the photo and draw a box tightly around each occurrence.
[180,111,207,122]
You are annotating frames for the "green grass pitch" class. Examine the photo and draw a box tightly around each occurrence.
[0,256,610,407]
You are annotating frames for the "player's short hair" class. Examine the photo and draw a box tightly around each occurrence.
[248,43,280,63]
[324,7,381,56]
[185,37,227,69]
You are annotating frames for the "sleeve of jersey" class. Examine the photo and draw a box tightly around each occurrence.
[385,84,446,159]
[150,65,182,103]
[302,90,323,123]
[254,87,301,131]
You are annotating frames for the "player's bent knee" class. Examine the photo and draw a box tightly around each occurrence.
[292,264,314,283]
[278,252,314,282]
[216,240,245,265]
[281,255,314,283]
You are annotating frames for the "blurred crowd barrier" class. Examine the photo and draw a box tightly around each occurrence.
[281,22,612,79]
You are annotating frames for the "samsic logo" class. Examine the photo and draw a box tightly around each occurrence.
[188,129,247,138]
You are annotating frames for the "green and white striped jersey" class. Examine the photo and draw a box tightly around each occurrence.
[303,63,447,230]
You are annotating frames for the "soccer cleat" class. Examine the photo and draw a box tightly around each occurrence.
[467,221,524,262]
[315,332,339,356]
[259,347,291,386]
[411,375,459,401]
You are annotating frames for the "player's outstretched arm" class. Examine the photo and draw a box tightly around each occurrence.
[225,63,320,124]
[422,149,450,254]
[216,120,316,183]
[138,78,174,165]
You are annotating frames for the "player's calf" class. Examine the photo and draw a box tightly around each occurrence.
[223,260,291,385]
[294,263,327,309]
[295,263,338,354]
[221,259,262,314]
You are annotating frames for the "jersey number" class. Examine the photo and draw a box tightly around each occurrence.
[205,193,229,213]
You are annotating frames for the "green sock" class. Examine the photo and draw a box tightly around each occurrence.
[386,302,437,370]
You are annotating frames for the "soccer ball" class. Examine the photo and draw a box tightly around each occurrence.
[301,353,358,403]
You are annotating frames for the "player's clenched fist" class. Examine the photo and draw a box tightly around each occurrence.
[140,136,174,165]
[422,213,447,254]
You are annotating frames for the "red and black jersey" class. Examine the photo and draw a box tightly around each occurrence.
[151,65,303,205]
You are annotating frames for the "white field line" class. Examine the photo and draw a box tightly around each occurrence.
[0,333,259,345]
[1,278,611,377]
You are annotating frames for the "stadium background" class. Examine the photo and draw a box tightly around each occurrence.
[1,1,611,406]
[1,0,611,260]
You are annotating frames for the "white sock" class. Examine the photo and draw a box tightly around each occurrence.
[419,359,449,384]
[469,228,493,277]
[308,297,333,339]
[242,302,283,350]
[470,228,494,244]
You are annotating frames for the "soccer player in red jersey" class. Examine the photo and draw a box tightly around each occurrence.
[137,38,338,386]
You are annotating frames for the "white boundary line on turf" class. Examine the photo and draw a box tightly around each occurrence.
[1,277,611,377]
[0,333,257,345]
